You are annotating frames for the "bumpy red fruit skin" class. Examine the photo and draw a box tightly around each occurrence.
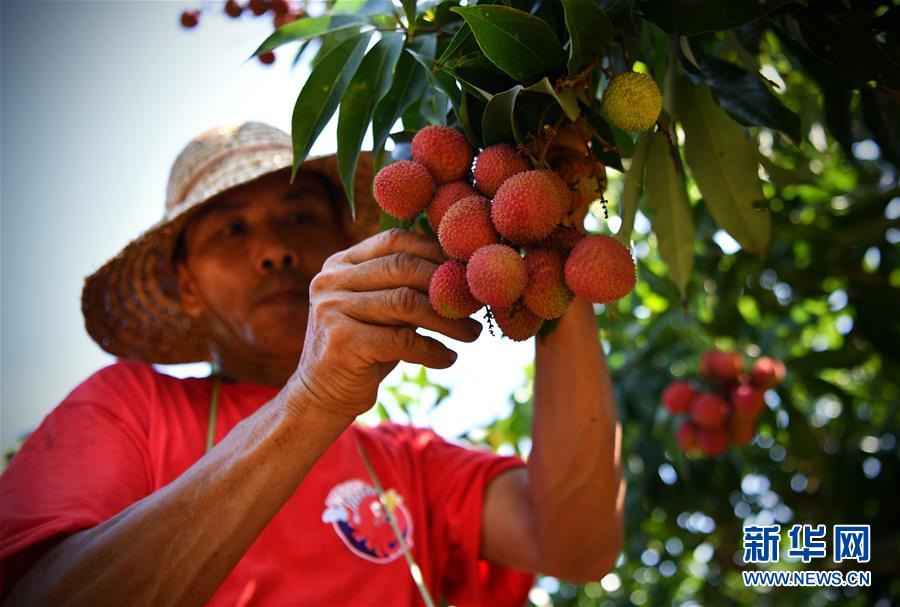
[699,349,744,382]
[750,356,786,390]
[522,248,573,320]
[697,427,729,457]
[411,126,474,184]
[372,160,435,220]
[437,196,498,261]
[690,393,729,429]
[429,261,482,319]
[473,144,531,197]
[492,170,566,244]
[731,385,765,419]
[551,151,607,228]
[541,226,586,254]
[677,421,700,453]
[564,235,636,303]
[492,303,543,341]
[466,244,527,308]
[427,181,477,233]
[662,381,695,414]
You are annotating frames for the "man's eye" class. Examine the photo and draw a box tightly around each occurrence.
[289,212,316,224]
[218,221,245,237]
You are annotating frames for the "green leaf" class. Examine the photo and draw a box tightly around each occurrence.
[250,15,364,57]
[372,50,428,171]
[644,132,694,297]
[450,5,567,84]
[615,132,650,245]
[561,0,614,74]
[523,77,580,122]
[406,46,462,114]
[482,85,523,147]
[400,0,416,38]
[642,0,800,35]
[290,31,374,182]
[436,23,473,67]
[678,81,771,257]
[337,33,405,213]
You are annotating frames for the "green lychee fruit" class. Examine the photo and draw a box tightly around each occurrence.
[522,248,573,320]
[563,235,636,303]
[429,260,482,319]
[466,244,527,308]
[437,195,499,261]
[411,125,474,184]
[473,143,531,197]
[601,72,662,132]
[372,160,435,220]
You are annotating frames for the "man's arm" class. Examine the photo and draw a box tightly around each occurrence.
[2,390,353,607]
[481,296,624,582]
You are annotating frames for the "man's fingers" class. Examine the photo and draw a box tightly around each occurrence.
[341,228,446,266]
[344,287,482,343]
[336,252,438,293]
[366,325,458,370]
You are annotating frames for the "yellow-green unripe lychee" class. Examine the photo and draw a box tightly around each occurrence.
[522,248,574,320]
[466,244,527,308]
[492,303,543,341]
[491,170,566,244]
[601,72,662,132]
[429,260,482,319]
[427,181,477,233]
[437,195,499,261]
[372,160,436,220]
[411,125,474,183]
[564,235,636,303]
[473,143,531,197]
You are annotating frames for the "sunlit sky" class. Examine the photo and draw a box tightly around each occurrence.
[0,0,534,452]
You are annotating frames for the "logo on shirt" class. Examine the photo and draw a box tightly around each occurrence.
[322,479,414,563]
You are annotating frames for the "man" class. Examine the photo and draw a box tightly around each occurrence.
[0,122,623,606]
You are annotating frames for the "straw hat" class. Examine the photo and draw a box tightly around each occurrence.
[81,121,381,365]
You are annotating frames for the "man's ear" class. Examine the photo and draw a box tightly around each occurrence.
[175,261,205,317]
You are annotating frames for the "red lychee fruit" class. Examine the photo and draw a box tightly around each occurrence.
[466,244,527,308]
[546,123,591,163]
[491,170,566,244]
[551,151,607,228]
[372,160,435,220]
[662,381,695,414]
[492,303,544,341]
[411,126,474,184]
[272,0,289,17]
[541,225,586,254]
[437,195,499,261]
[427,181,477,233]
[249,0,270,16]
[473,143,531,197]
[225,0,243,17]
[522,248,574,320]
[699,349,744,382]
[429,260,482,320]
[677,421,700,453]
[564,235,636,303]
[540,169,575,224]
[750,356,786,390]
[731,385,765,419]
[180,9,200,28]
[258,50,276,65]
[729,416,757,446]
[690,393,729,429]
[697,426,729,457]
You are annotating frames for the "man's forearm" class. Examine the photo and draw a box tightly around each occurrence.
[529,296,624,580]
[4,388,352,607]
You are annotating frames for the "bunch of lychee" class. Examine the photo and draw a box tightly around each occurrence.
[372,125,636,341]
[662,349,786,458]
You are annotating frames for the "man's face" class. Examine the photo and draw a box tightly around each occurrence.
[175,169,351,360]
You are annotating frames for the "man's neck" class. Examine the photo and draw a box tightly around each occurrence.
[211,350,298,389]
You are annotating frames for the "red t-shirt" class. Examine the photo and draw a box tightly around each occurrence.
[0,360,534,606]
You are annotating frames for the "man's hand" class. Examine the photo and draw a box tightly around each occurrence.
[287,228,482,422]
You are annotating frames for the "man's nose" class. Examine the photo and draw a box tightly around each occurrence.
[254,227,299,273]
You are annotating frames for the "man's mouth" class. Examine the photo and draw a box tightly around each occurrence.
[258,289,308,306]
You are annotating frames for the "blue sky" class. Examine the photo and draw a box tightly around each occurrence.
[0,1,533,452]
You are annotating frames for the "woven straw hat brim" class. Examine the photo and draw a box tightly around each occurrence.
[81,152,380,365]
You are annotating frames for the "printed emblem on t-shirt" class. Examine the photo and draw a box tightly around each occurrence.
[321,478,414,563]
